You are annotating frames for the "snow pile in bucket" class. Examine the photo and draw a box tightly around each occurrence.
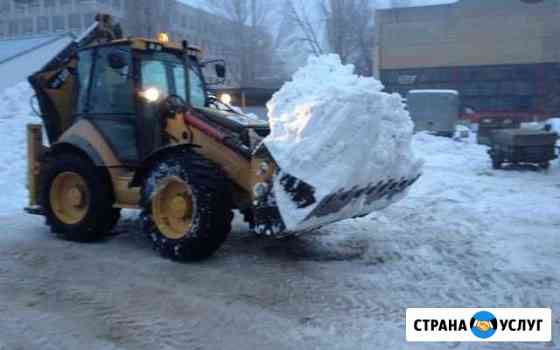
[0,82,37,214]
[264,55,423,230]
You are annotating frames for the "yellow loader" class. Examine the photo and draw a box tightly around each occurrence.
[24,14,420,261]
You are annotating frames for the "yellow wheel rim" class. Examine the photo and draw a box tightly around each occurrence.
[152,177,194,240]
[49,172,90,225]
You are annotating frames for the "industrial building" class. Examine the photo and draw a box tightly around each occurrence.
[375,0,560,121]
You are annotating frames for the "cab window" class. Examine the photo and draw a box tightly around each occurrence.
[189,64,206,108]
[88,47,134,114]
[141,60,170,96]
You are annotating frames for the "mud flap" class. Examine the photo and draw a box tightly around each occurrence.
[254,171,422,236]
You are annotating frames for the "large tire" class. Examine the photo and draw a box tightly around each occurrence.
[141,149,233,261]
[40,153,119,242]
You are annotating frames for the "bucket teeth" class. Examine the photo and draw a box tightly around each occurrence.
[253,171,422,237]
[279,174,316,209]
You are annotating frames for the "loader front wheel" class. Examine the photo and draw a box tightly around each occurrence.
[141,150,232,261]
[40,153,118,241]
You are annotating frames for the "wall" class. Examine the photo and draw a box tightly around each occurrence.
[375,0,560,73]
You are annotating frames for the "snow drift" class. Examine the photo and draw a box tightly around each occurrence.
[0,82,37,215]
[264,55,423,231]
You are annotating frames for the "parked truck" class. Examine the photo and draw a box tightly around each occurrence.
[407,90,460,137]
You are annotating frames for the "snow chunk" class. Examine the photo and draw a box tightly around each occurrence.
[0,82,37,214]
[264,55,423,230]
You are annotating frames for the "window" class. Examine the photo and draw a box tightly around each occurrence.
[141,60,170,97]
[60,0,71,7]
[189,64,206,108]
[83,13,95,27]
[89,47,134,114]
[173,65,186,101]
[22,18,33,34]
[14,1,25,14]
[37,16,49,32]
[0,0,10,14]
[112,0,122,10]
[77,50,93,114]
[141,52,190,100]
[69,13,81,29]
[44,0,55,8]
[53,15,65,31]
[8,20,17,36]
[0,20,5,37]
[28,0,40,12]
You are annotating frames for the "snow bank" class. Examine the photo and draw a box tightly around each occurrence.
[0,83,37,215]
[264,55,423,230]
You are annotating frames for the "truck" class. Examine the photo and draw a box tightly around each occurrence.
[407,90,460,137]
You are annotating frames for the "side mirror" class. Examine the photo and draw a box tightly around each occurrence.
[108,52,127,70]
[215,63,226,79]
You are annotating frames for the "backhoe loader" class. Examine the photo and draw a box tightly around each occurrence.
[24,14,421,261]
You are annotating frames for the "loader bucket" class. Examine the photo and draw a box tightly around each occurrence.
[252,149,423,236]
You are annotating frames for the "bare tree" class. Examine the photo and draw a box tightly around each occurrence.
[208,0,275,86]
[281,0,377,75]
[284,0,324,57]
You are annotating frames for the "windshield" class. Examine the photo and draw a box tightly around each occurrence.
[189,59,206,109]
[141,52,184,100]
[140,52,206,108]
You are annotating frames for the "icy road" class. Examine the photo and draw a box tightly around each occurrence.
[0,83,559,349]
[0,140,559,349]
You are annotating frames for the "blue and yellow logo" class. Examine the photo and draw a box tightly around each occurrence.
[470,311,498,339]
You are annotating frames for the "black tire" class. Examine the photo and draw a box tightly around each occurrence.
[40,153,119,242]
[540,162,550,170]
[141,149,233,261]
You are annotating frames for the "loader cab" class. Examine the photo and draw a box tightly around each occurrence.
[75,40,210,164]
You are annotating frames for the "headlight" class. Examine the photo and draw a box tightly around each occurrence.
[142,87,161,103]
[220,93,232,105]
[253,182,269,198]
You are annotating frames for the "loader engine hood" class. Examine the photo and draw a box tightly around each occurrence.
[251,55,424,235]
[194,107,270,151]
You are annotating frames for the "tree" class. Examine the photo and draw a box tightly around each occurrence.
[208,0,276,86]
[284,0,325,57]
[284,0,376,76]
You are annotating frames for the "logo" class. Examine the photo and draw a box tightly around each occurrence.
[406,308,552,342]
[470,311,497,339]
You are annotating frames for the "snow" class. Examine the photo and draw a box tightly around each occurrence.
[0,82,38,215]
[0,35,73,91]
[546,118,560,133]
[264,55,422,231]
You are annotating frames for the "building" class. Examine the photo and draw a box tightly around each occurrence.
[375,0,560,121]
[0,0,126,38]
[0,0,270,87]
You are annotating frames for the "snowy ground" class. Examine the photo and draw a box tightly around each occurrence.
[0,83,559,349]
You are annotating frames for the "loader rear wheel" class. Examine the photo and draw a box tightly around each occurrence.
[40,153,119,242]
[141,150,233,261]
